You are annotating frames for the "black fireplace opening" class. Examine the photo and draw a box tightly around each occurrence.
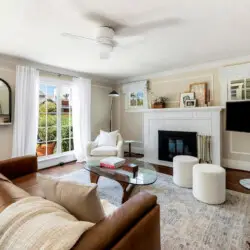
[158,130,197,162]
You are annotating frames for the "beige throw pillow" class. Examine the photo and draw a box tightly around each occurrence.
[37,174,105,223]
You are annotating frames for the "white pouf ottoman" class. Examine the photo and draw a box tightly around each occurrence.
[173,155,199,188]
[193,164,226,204]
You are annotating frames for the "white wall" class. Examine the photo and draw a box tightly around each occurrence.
[0,66,15,160]
[91,83,112,140]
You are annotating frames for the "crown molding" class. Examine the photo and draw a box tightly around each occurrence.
[117,54,250,85]
[0,54,114,85]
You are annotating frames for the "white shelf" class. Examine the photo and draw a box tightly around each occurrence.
[125,106,225,113]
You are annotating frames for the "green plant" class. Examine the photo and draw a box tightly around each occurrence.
[63,94,69,100]
[38,101,73,152]
[153,96,168,104]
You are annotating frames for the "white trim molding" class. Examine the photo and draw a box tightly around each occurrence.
[119,54,250,84]
[38,152,76,170]
[222,158,250,172]
[152,74,214,101]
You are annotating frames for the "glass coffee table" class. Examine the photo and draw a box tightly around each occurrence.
[84,160,157,203]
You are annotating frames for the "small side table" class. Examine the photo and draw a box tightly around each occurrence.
[124,140,139,157]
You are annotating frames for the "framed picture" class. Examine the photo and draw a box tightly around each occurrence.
[122,80,148,110]
[180,92,195,108]
[189,82,207,106]
[129,91,144,108]
[185,99,196,107]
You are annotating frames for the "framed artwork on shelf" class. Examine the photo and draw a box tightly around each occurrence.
[185,99,196,107]
[122,80,149,110]
[129,91,144,108]
[179,92,195,108]
[189,82,208,106]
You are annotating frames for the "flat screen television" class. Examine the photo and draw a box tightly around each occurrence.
[226,101,250,133]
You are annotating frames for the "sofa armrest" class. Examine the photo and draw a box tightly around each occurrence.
[0,156,38,180]
[72,191,158,250]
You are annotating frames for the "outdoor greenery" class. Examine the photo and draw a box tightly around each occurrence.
[38,101,73,153]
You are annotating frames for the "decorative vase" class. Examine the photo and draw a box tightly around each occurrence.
[152,103,166,109]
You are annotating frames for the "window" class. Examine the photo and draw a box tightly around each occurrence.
[36,80,74,157]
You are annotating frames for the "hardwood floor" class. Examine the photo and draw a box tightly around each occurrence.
[40,159,250,194]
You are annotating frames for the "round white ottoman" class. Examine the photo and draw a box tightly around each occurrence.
[193,164,226,204]
[173,155,199,188]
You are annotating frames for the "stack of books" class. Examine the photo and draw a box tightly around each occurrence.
[100,157,126,169]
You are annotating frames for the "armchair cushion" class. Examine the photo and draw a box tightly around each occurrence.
[98,130,118,147]
[91,146,117,156]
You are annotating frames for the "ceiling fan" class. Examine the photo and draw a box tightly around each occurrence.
[61,12,181,59]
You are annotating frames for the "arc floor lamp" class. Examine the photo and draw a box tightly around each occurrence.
[109,90,119,132]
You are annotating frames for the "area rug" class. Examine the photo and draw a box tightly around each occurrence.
[59,169,250,250]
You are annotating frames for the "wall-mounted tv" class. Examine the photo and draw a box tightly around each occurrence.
[226,101,250,133]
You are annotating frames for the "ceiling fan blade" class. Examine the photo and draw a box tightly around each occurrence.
[85,12,126,30]
[114,36,145,49]
[116,18,182,37]
[61,32,96,42]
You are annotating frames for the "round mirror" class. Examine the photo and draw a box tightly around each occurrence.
[0,79,11,124]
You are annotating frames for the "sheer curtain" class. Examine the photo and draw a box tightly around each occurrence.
[72,77,91,162]
[12,65,39,157]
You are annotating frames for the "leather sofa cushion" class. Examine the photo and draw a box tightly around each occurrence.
[12,173,45,198]
[37,174,105,223]
[91,146,117,156]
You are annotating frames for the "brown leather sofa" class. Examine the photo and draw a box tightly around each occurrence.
[0,156,161,250]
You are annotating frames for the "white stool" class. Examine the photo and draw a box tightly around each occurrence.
[193,164,226,204]
[173,155,199,188]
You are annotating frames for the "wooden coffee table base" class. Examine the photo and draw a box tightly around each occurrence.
[90,171,135,203]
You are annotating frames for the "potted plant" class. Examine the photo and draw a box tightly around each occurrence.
[152,96,168,108]
[62,94,69,106]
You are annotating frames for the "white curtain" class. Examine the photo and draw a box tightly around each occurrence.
[72,77,91,162]
[12,65,39,157]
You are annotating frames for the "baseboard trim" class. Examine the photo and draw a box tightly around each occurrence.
[222,158,250,171]
[38,153,76,170]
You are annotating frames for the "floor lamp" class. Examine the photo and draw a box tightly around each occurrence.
[109,90,119,132]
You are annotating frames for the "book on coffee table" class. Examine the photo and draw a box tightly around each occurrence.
[100,157,126,169]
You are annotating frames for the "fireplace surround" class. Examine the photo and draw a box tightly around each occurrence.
[143,107,224,166]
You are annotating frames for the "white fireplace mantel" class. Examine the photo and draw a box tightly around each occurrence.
[126,106,224,113]
[142,106,225,167]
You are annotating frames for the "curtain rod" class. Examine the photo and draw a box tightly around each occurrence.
[39,69,80,79]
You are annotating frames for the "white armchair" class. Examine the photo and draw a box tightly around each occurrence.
[86,133,124,161]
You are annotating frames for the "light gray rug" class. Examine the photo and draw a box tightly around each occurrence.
[60,169,250,250]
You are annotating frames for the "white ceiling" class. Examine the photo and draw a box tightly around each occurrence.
[1,0,250,80]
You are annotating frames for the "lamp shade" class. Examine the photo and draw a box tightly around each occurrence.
[109,90,119,97]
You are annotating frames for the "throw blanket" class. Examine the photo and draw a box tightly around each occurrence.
[0,196,94,250]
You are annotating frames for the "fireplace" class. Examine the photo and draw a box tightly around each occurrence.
[158,130,197,162]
